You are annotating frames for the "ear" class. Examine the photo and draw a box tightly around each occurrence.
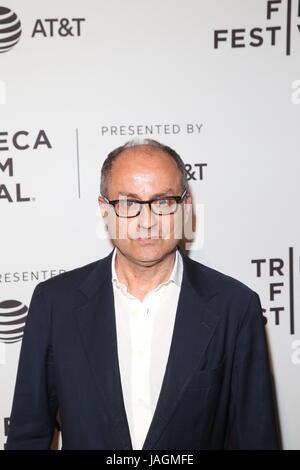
[183,191,193,219]
[98,196,108,218]
[185,191,192,204]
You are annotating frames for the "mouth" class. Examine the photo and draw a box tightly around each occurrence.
[136,237,160,240]
[134,236,161,242]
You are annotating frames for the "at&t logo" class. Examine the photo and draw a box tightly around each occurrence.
[0,6,21,53]
[0,300,28,344]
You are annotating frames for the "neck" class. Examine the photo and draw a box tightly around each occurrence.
[114,248,177,301]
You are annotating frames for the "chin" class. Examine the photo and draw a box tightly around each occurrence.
[117,239,177,264]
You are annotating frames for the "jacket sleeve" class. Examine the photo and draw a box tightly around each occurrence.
[6,284,58,450]
[228,291,280,449]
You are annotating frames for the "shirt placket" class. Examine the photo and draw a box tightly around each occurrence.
[130,297,153,449]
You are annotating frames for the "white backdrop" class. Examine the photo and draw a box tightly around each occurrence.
[0,0,299,450]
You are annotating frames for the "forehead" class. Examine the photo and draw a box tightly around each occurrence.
[111,145,180,176]
[105,146,183,197]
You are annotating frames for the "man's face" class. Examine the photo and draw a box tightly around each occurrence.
[98,145,191,266]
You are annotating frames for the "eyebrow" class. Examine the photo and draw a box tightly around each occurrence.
[118,189,175,199]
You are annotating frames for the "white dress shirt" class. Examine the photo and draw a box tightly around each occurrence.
[111,247,183,450]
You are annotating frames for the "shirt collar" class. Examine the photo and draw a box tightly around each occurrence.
[111,246,183,295]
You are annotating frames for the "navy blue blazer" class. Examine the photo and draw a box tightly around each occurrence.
[6,248,279,450]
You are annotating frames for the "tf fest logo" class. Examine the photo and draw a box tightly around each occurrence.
[214,0,300,55]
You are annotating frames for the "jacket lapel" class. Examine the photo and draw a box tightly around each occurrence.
[73,250,132,449]
[142,250,220,449]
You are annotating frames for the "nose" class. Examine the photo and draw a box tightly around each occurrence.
[138,203,157,230]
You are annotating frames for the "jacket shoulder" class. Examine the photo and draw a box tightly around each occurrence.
[33,252,112,297]
[183,253,255,299]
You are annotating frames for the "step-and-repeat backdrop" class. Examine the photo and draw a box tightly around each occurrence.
[1,0,299,450]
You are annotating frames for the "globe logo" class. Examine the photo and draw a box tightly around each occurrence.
[0,300,28,344]
[0,6,22,54]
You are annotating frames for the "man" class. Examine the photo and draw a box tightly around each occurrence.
[7,139,279,450]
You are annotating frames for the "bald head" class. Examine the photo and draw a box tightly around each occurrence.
[105,145,183,201]
[100,139,188,198]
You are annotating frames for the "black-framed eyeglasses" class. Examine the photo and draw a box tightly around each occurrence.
[103,189,187,218]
